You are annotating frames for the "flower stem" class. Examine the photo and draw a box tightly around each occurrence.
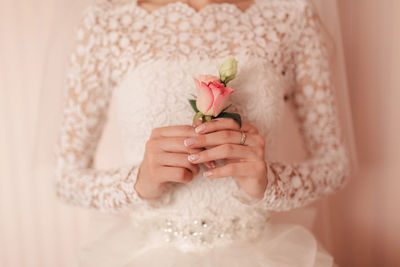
[192,111,204,126]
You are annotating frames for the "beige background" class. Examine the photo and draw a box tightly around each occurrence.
[330,1,400,266]
[0,0,399,266]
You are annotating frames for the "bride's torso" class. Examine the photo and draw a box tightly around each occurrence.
[92,0,308,249]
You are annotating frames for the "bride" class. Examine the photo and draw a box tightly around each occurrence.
[53,0,353,266]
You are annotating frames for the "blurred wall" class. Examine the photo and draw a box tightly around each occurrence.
[329,0,400,266]
[0,1,93,266]
[0,0,399,266]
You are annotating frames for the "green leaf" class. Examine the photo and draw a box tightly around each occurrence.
[204,115,212,122]
[188,99,199,113]
[217,112,242,128]
[220,103,232,113]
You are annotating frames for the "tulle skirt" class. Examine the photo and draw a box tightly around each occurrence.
[70,213,334,267]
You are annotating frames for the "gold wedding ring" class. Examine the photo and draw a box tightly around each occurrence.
[240,130,247,145]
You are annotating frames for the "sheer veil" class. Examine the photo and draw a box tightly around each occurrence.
[312,0,358,170]
[31,0,358,247]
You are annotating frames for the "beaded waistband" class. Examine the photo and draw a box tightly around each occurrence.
[133,213,271,252]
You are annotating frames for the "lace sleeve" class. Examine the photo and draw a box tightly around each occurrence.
[53,4,169,213]
[234,0,351,211]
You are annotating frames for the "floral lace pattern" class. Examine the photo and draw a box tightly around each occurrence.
[54,0,350,214]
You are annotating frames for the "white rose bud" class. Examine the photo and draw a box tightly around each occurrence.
[219,57,238,85]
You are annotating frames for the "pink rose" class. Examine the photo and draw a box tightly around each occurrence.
[193,74,234,117]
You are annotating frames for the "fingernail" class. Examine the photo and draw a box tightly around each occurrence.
[195,124,206,133]
[203,171,212,177]
[188,153,200,162]
[193,118,202,127]
[184,138,196,147]
[210,161,216,168]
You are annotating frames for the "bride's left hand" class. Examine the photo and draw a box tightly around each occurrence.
[184,118,268,199]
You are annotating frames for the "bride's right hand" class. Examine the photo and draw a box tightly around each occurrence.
[134,124,203,200]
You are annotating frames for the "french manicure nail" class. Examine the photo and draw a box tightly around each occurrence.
[203,171,212,177]
[188,153,200,162]
[184,138,196,147]
[195,124,206,133]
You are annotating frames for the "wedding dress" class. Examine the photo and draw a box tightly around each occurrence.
[53,0,351,266]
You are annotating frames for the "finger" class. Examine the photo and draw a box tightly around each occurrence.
[202,162,249,178]
[158,166,195,184]
[153,137,203,154]
[187,143,256,164]
[204,161,216,169]
[191,119,217,168]
[156,152,200,175]
[223,158,244,164]
[150,125,197,138]
[193,118,259,134]
[193,118,203,127]
[184,130,260,148]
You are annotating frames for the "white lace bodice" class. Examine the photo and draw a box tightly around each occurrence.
[54,0,351,230]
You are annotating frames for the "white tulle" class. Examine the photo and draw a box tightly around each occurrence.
[71,218,333,267]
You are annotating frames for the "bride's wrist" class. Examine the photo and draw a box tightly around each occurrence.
[134,179,163,200]
[134,168,163,200]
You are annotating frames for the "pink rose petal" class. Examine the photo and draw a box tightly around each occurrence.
[213,87,234,116]
[195,80,214,114]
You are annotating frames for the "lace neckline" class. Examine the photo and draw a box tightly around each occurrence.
[132,0,260,16]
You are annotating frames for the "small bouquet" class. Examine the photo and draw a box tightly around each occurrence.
[188,57,242,128]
